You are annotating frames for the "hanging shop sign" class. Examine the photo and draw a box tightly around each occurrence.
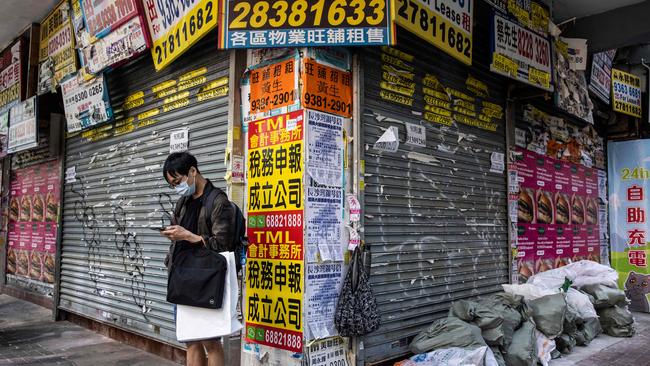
[6,162,60,284]
[607,140,650,312]
[79,12,150,75]
[394,0,473,65]
[143,0,219,71]
[61,73,113,133]
[490,11,552,91]
[589,50,616,104]
[219,0,394,49]
[245,110,305,353]
[82,0,139,36]
[0,39,25,112]
[301,59,352,118]
[38,0,78,94]
[7,97,38,153]
[612,68,642,118]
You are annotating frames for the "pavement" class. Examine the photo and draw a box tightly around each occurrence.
[0,294,179,366]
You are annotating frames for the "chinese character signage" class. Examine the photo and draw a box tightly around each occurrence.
[6,161,61,284]
[246,111,305,353]
[61,73,113,133]
[589,50,616,104]
[248,57,300,116]
[78,0,150,75]
[38,0,78,94]
[7,97,38,154]
[490,11,552,91]
[219,0,394,49]
[608,140,650,312]
[394,0,473,65]
[612,68,642,118]
[143,0,219,71]
[514,146,601,278]
[0,39,25,112]
[301,59,352,118]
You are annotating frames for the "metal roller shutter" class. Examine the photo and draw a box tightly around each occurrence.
[360,5,509,363]
[58,37,230,344]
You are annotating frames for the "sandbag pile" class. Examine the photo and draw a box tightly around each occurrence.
[395,261,636,366]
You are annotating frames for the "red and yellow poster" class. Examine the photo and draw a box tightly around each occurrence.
[6,161,61,284]
[246,110,304,353]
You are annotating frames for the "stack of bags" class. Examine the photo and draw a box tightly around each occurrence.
[394,261,636,366]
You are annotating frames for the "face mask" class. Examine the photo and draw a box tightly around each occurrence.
[174,175,196,197]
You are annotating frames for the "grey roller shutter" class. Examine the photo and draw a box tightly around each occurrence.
[360,5,509,363]
[58,37,230,344]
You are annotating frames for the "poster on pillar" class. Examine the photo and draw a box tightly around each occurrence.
[219,0,395,49]
[6,161,61,284]
[608,140,650,312]
[246,110,305,353]
[514,146,601,278]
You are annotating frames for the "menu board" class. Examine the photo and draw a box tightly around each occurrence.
[515,147,601,277]
[6,161,61,284]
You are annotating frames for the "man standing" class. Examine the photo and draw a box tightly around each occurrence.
[161,152,233,366]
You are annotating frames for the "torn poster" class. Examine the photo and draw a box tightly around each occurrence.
[347,194,361,222]
[307,110,344,187]
[65,166,76,184]
[306,186,344,263]
[347,226,360,250]
[490,152,505,173]
[306,262,344,341]
[405,122,426,147]
[373,126,399,152]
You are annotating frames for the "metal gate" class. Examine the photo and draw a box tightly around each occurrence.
[360,9,509,363]
[58,37,230,344]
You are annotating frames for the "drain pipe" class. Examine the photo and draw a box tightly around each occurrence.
[642,58,650,124]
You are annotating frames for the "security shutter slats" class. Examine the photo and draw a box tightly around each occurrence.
[58,34,230,344]
[361,2,509,362]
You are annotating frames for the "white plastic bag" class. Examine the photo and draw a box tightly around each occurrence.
[565,260,618,288]
[502,284,557,300]
[565,288,598,319]
[395,347,489,366]
[527,267,577,290]
[535,330,556,366]
[176,251,243,342]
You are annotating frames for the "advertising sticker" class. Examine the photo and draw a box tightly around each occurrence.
[7,97,37,153]
[61,73,113,132]
[611,68,642,118]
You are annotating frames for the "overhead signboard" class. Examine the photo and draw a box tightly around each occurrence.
[143,0,219,71]
[394,0,473,65]
[490,11,552,91]
[589,50,616,104]
[0,39,24,112]
[7,97,38,153]
[38,0,78,94]
[612,68,642,118]
[61,73,113,132]
[219,0,394,49]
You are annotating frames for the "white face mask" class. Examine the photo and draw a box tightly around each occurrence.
[173,174,196,197]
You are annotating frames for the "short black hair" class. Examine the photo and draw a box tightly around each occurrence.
[163,152,200,183]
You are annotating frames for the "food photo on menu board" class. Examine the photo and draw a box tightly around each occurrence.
[6,162,60,284]
[514,146,601,279]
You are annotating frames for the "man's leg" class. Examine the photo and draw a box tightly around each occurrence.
[186,341,207,366]
[202,339,225,366]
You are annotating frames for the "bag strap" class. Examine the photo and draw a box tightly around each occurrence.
[201,181,221,231]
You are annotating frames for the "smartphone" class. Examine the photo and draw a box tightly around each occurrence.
[149,227,166,231]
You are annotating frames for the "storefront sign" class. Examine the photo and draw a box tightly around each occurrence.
[80,15,149,74]
[246,111,304,353]
[490,12,552,91]
[7,97,38,153]
[143,0,219,71]
[6,162,60,283]
[248,57,299,115]
[612,68,642,118]
[395,0,473,65]
[608,140,650,312]
[82,0,139,36]
[219,0,394,49]
[589,50,616,104]
[302,59,352,118]
[0,40,24,112]
[38,0,77,93]
[61,73,113,132]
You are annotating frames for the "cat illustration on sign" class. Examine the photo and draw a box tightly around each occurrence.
[625,271,650,313]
